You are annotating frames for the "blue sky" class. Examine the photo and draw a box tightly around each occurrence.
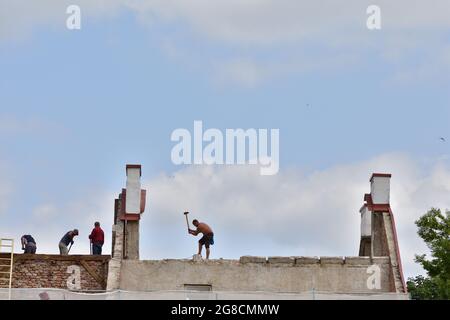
[0,0,449,280]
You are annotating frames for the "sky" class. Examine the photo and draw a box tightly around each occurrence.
[0,0,449,280]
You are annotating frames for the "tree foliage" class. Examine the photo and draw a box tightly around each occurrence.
[407,208,450,300]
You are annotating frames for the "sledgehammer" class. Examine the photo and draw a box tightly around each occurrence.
[184,211,190,231]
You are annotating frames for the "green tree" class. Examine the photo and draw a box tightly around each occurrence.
[407,208,450,299]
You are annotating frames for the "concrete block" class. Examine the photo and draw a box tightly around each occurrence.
[344,257,371,265]
[192,254,203,262]
[239,256,267,264]
[320,257,344,265]
[295,257,320,265]
[267,256,295,264]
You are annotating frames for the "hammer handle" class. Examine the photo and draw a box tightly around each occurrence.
[185,214,190,230]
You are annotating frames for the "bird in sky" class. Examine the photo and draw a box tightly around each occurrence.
[440,137,446,142]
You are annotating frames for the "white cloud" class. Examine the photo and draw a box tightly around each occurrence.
[1,1,449,85]
[2,1,450,43]
[0,0,124,41]
[32,204,58,219]
[142,153,450,279]
[213,50,359,87]
[127,0,450,45]
[127,0,450,85]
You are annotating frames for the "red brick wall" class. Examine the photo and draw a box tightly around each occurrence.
[0,254,110,291]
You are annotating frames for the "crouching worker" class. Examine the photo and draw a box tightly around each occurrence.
[21,235,37,254]
[188,219,214,260]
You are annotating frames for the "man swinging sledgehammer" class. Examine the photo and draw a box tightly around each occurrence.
[188,219,214,260]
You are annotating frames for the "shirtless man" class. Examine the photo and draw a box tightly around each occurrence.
[188,219,214,259]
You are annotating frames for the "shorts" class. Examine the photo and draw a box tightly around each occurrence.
[199,233,214,248]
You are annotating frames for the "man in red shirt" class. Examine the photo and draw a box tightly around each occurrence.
[89,221,105,255]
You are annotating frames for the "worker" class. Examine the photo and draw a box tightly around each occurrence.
[88,221,104,255]
[21,235,37,254]
[188,219,214,260]
[59,229,79,255]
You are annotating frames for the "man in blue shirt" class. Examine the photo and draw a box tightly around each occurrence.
[59,229,79,255]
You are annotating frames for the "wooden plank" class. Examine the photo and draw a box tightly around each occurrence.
[79,260,106,288]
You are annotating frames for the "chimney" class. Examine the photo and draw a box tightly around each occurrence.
[125,164,142,214]
[358,173,392,256]
[370,173,391,204]
[115,164,146,260]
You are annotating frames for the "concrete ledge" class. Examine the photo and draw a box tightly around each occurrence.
[372,257,390,265]
[239,256,267,264]
[295,257,320,265]
[267,256,295,264]
[0,253,111,262]
[344,257,371,265]
[320,257,344,265]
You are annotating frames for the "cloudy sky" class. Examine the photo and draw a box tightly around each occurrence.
[0,1,449,280]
